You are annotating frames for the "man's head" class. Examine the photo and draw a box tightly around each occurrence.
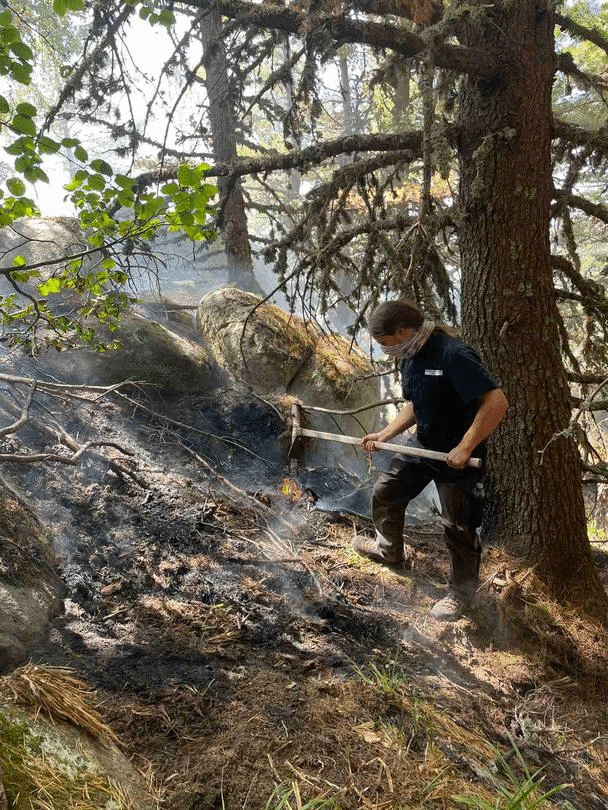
[368,300,424,346]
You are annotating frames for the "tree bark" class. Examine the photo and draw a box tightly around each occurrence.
[392,64,410,131]
[200,10,264,295]
[457,1,608,620]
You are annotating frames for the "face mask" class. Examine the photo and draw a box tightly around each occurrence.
[379,319,435,359]
[382,339,411,357]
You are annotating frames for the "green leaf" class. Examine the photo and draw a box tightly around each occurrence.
[10,63,31,85]
[0,27,19,45]
[37,278,63,295]
[10,270,31,281]
[53,0,68,15]
[11,114,36,137]
[0,96,9,114]
[158,9,176,25]
[11,255,25,267]
[90,158,113,175]
[0,10,12,25]
[10,42,34,61]
[87,173,106,191]
[115,174,135,190]
[116,191,134,208]
[177,164,199,188]
[15,102,36,118]
[6,177,25,196]
[38,136,60,155]
[65,0,85,9]
[74,144,88,162]
[161,182,180,194]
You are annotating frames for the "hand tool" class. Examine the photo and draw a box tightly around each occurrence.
[292,426,481,468]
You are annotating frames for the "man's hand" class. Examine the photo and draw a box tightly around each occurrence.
[361,432,383,452]
[446,445,471,469]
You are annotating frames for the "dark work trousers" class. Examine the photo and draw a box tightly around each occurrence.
[373,445,484,600]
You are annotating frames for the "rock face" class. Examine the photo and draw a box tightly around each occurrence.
[0,217,90,309]
[0,703,154,809]
[40,311,221,393]
[196,288,381,444]
[0,477,64,673]
[196,287,316,393]
[0,217,85,270]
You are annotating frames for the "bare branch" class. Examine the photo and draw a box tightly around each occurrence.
[552,256,608,310]
[132,130,427,193]
[553,118,608,156]
[352,0,444,23]
[0,441,128,465]
[554,189,608,225]
[568,372,608,384]
[556,51,608,93]
[0,373,139,395]
[41,3,135,136]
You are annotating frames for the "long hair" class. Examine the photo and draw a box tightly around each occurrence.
[368,300,459,339]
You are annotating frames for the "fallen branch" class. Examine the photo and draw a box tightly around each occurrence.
[0,439,131,466]
[0,387,147,487]
[0,381,36,436]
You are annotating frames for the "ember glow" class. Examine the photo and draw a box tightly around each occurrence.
[280,477,305,503]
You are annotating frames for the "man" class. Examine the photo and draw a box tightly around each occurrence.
[354,300,508,620]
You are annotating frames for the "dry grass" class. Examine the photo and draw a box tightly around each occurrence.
[0,664,118,743]
[134,596,241,654]
[87,521,608,810]
[0,722,135,810]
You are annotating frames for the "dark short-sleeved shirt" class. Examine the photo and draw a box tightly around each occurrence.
[400,332,499,453]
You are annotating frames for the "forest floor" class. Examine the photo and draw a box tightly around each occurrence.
[3,378,608,810]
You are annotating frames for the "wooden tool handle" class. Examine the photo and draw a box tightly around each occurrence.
[297,428,482,469]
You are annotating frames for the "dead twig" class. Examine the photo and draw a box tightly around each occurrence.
[0,380,36,436]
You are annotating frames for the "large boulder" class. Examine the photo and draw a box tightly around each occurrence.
[196,289,382,467]
[0,477,63,673]
[0,217,90,308]
[39,311,220,393]
[0,217,85,269]
[196,287,317,393]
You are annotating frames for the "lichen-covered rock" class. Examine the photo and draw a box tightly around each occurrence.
[0,217,92,311]
[0,704,153,809]
[196,289,380,434]
[39,311,220,393]
[196,287,317,394]
[0,477,63,673]
[0,217,85,271]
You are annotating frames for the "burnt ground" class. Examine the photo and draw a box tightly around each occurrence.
[2,375,608,810]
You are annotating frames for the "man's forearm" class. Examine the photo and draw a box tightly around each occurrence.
[457,389,508,454]
[379,402,416,440]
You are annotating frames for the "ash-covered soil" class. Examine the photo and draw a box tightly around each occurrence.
[2,371,608,810]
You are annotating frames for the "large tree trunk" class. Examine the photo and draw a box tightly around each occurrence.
[200,11,264,296]
[457,1,607,620]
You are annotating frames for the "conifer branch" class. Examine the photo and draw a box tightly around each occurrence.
[555,12,608,59]
[178,0,497,78]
